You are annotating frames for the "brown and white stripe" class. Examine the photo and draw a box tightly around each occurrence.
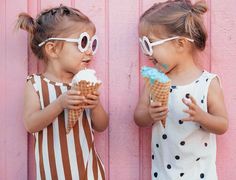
[27,74,105,180]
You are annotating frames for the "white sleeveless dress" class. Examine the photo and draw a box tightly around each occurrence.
[151,70,219,180]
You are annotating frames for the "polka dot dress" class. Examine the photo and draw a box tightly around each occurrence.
[151,71,219,180]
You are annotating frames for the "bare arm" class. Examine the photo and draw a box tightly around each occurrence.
[134,83,168,127]
[200,77,228,134]
[91,101,109,132]
[23,81,85,133]
[84,92,109,132]
[182,77,228,135]
[134,83,153,127]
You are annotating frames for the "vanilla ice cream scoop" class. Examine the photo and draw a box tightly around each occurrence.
[72,69,102,84]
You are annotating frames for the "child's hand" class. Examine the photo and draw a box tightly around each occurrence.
[149,101,168,123]
[182,94,206,123]
[58,89,85,110]
[83,91,100,109]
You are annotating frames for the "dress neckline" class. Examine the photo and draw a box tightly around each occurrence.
[170,70,206,89]
[40,74,72,87]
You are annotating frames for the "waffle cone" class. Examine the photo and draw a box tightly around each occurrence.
[150,80,171,128]
[67,80,101,134]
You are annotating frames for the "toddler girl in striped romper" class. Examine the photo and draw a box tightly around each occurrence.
[17,5,108,180]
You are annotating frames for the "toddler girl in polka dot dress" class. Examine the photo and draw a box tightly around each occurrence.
[134,0,228,179]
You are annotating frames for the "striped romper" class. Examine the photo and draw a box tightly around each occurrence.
[27,74,105,180]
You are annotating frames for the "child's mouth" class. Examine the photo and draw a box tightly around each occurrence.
[82,59,91,63]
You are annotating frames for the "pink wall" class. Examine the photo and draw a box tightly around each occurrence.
[0,0,236,179]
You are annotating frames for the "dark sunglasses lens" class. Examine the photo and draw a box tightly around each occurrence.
[144,40,150,52]
[81,36,88,49]
[92,39,97,52]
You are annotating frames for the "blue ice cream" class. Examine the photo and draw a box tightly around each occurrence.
[141,66,170,85]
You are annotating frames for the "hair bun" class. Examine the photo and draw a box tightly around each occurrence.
[191,0,208,15]
[16,13,35,34]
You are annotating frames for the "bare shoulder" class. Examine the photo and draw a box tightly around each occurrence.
[207,76,227,117]
[24,80,38,99]
[208,76,223,102]
[209,76,221,92]
[24,80,41,117]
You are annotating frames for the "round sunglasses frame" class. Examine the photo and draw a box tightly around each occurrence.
[139,36,194,56]
[38,32,98,55]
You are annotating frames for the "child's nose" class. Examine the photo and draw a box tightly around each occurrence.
[85,48,93,56]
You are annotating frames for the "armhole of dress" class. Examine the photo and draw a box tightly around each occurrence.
[27,75,39,136]
[204,74,221,112]
[27,74,41,100]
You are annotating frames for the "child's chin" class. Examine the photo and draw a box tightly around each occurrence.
[80,64,89,70]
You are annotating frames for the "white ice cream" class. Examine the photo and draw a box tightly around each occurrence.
[72,69,101,84]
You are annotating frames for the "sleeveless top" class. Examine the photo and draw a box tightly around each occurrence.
[151,71,219,180]
[27,74,105,180]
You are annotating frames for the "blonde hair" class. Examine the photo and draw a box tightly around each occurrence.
[16,5,95,60]
[139,0,208,51]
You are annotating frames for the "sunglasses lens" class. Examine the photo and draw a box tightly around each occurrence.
[144,40,150,52]
[92,39,98,52]
[81,36,88,49]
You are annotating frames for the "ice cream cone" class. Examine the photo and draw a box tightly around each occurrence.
[67,80,101,134]
[150,80,171,128]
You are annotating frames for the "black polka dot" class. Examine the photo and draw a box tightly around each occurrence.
[154,172,158,178]
[175,155,180,160]
[201,99,204,103]
[204,143,208,147]
[180,173,184,177]
[152,155,154,160]
[200,173,205,178]
[156,144,159,148]
[195,80,199,83]
[180,141,185,146]
[162,134,167,140]
[167,164,171,169]
[179,120,183,125]
[185,93,190,98]
[171,85,177,89]
[196,158,200,161]
[170,88,173,93]
[206,78,209,82]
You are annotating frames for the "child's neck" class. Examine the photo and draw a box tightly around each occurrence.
[44,65,74,84]
[167,59,202,86]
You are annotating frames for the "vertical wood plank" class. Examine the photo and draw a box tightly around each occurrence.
[27,1,39,179]
[139,1,161,179]
[0,0,28,179]
[108,0,140,179]
[211,0,236,179]
[74,0,109,178]
[0,0,7,178]
[27,1,72,180]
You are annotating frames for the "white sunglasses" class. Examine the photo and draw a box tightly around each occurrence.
[38,32,98,55]
[139,36,194,56]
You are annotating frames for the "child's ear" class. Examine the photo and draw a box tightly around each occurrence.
[44,42,60,59]
[175,38,185,52]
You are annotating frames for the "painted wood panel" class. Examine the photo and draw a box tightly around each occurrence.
[0,0,235,179]
[0,0,28,179]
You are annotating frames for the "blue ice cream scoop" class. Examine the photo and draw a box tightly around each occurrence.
[141,66,170,85]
